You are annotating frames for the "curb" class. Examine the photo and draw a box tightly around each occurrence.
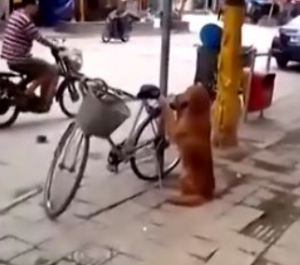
[54,20,189,36]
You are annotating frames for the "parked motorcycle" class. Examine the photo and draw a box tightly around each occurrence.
[0,39,86,128]
[101,13,140,43]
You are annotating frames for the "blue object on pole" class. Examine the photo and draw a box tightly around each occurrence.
[200,23,223,50]
[39,0,74,27]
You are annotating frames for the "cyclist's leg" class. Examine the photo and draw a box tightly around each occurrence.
[8,61,38,96]
[9,58,58,110]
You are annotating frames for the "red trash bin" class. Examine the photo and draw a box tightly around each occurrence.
[246,71,276,113]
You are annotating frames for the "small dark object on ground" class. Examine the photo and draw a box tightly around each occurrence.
[37,135,48,144]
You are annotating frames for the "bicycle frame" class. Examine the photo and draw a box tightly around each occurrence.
[106,98,160,167]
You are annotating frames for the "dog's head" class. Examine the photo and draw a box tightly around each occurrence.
[169,84,210,117]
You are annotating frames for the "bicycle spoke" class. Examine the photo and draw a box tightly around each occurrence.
[69,134,84,171]
[60,127,80,170]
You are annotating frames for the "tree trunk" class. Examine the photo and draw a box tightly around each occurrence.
[212,0,245,148]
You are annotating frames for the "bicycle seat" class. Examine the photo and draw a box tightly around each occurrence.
[137,84,161,100]
[0,71,21,78]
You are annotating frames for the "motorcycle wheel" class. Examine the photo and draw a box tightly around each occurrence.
[102,28,111,43]
[121,33,130,42]
[0,99,19,129]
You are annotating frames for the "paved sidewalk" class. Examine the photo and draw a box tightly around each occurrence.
[1,34,300,265]
[2,109,300,265]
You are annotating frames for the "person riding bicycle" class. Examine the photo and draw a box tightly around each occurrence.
[1,0,60,112]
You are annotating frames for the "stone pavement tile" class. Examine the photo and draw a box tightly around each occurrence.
[132,189,166,208]
[264,245,300,265]
[205,247,256,265]
[62,244,116,265]
[227,162,261,176]
[171,236,218,260]
[137,209,169,226]
[174,199,234,223]
[38,234,90,262]
[272,174,300,186]
[90,201,150,226]
[0,215,34,240]
[70,201,104,218]
[10,249,56,265]
[106,254,143,265]
[222,183,258,204]
[228,162,277,180]
[252,150,295,169]
[231,183,258,198]
[14,214,84,246]
[51,221,106,247]
[75,171,149,214]
[112,238,167,260]
[222,193,246,204]
[0,236,34,261]
[255,188,276,201]
[243,196,263,208]
[215,205,264,231]
[8,202,46,223]
[97,221,161,254]
[262,182,290,193]
[145,200,234,242]
[140,250,205,265]
[276,221,300,252]
[194,225,267,256]
[35,222,106,260]
[292,186,300,196]
[293,198,300,208]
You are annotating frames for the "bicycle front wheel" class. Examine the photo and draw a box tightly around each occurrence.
[130,114,180,182]
[43,121,90,219]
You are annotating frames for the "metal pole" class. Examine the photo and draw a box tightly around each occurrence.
[157,0,172,188]
[243,49,256,122]
[159,0,172,96]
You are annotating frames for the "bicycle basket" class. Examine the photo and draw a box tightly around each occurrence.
[76,82,131,138]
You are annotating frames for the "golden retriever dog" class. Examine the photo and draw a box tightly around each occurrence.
[164,84,215,206]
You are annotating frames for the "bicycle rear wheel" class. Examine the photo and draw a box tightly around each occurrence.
[43,121,90,219]
[130,114,180,182]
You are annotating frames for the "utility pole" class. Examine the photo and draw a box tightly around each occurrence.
[158,0,172,180]
[159,0,172,96]
[212,0,245,148]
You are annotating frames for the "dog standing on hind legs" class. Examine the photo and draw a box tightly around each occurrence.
[163,84,215,207]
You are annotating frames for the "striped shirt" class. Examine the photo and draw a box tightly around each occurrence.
[1,9,56,64]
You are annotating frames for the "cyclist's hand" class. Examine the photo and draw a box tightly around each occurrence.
[52,46,65,54]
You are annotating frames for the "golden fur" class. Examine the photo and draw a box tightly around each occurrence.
[164,84,215,206]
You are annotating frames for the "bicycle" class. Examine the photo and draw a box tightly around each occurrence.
[43,78,180,219]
